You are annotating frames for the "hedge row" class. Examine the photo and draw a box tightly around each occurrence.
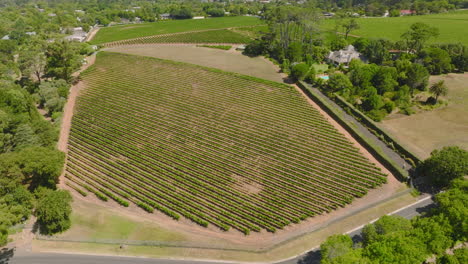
[333,94,422,167]
[297,81,409,182]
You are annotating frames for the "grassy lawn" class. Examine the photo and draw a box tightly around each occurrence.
[313,63,329,73]
[196,45,232,50]
[90,16,264,44]
[54,198,187,242]
[321,10,468,45]
[381,73,468,159]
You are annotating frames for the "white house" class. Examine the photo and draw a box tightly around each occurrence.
[327,45,364,66]
[64,27,87,42]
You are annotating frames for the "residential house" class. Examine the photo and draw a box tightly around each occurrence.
[64,27,87,42]
[400,10,415,16]
[159,13,171,20]
[327,45,364,66]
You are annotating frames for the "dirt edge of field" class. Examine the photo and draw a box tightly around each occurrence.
[57,53,96,153]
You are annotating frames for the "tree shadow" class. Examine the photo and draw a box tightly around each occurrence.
[0,248,15,264]
[351,233,364,244]
[415,200,437,215]
[32,221,40,234]
[296,250,321,264]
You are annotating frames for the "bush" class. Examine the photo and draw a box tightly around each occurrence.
[419,146,468,187]
[243,40,264,57]
[383,101,395,113]
[366,109,387,121]
[290,63,309,81]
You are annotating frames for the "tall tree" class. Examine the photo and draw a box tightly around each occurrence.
[419,146,468,187]
[429,80,448,103]
[342,19,360,39]
[35,189,72,234]
[401,23,439,53]
[45,40,81,82]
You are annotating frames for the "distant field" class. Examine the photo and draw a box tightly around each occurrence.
[90,16,264,44]
[104,29,252,47]
[381,73,468,159]
[65,52,388,234]
[322,10,468,45]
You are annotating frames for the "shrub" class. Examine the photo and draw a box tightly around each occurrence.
[291,63,309,81]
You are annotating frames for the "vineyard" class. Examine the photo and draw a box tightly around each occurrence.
[65,52,388,235]
[103,29,252,47]
[90,16,263,44]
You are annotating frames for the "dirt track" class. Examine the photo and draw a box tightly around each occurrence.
[57,54,96,153]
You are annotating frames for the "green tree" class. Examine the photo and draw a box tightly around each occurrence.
[401,23,439,52]
[434,179,468,241]
[420,47,452,75]
[363,232,427,264]
[290,63,309,81]
[38,79,70,115]
[328,73,353,93]
[35,189,72,235]
[406,63,429,95]
[287,42,303,63]
[419,146,468,187]
[45,40,81,82]
[429,80,448,103]
[17,147,65,189]
[342,19,360,39]
[364,39,390,65]
[412,215,453,255]
[330,36,347,51]
[362,215,412,245]
[320,234,361,264]
[0,226,7,246]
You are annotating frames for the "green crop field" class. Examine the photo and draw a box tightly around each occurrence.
[322,10,468,45]
[66,52,387,234]
[104,29,252,47]
[90,16,264,44]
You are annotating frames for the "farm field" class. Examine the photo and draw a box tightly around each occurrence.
[381,73,468,159]
[321,10,468,45]
[65,51,389,235]
[103,29,252,47]
[90,16,263,44]
[105,44,284,82]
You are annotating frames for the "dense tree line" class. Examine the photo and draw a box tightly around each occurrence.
[0,1,94,246]
[320,146,468,263]
[247,5,468,121]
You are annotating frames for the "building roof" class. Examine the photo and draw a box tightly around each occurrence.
[327,45,362,64]
[400,9,414,15]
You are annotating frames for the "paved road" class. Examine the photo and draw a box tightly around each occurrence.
[1,197,435,264]
[277,196,436,264]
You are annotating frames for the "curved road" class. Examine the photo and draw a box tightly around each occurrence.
[2,197,435,264]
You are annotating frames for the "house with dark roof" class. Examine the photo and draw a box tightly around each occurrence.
[327,45,364,66]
